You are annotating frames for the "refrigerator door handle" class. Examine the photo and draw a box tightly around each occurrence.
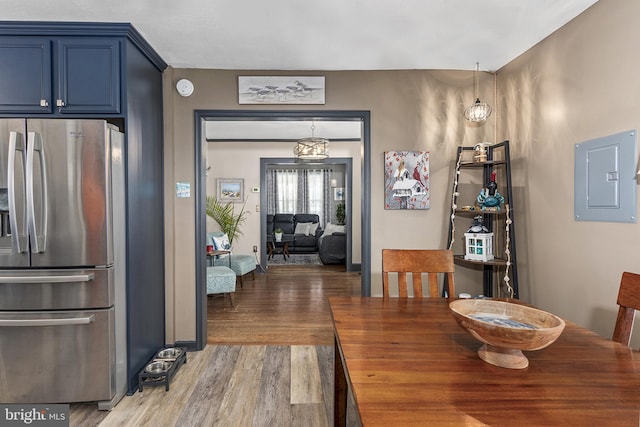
[0,315,95,327]
[8,131,27,253]
[0,273,95,284]
[26,131,48,253]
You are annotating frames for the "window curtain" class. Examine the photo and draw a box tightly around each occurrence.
[322,170,331,227]
[266,168,333,226]
[296,170,309,213]
[266,169,278,214]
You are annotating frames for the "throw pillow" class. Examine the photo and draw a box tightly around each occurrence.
[212,233,232,257]
[307,222,319,236]
[294,222,312,236]
[324,222,346,235]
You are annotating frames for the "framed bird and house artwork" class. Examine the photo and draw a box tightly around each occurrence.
[384,151,430,210]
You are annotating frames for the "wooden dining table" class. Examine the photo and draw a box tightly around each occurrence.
[330,296,640,426]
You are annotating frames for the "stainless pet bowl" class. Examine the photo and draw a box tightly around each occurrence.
[157,347,183,359]
[145,361,172,374]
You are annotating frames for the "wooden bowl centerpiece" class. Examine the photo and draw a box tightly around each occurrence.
[449,299,565,369]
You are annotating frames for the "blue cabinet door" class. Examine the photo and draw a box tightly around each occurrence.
[57,38,121,114]
[0,37,121,115]
[0,37,53,113]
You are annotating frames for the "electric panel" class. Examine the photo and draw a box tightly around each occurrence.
[574,130,637,223]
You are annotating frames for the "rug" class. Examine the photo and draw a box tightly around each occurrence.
[267,253,322,265]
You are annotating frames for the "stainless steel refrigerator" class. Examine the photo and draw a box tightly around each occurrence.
[0,119,127,409]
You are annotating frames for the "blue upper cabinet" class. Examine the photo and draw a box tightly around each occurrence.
[0,37,120,114]
[57,38,120,114]
[0,37,53,113]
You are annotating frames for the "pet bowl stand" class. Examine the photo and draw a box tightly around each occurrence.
[138,347,187,392]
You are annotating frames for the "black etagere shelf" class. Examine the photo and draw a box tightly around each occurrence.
[446,140,519,298]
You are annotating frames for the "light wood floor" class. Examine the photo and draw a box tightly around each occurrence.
[70,265,361,426]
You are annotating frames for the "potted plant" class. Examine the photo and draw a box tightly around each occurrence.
[336,202,346,225]
[274,228,283,242]
[206,196,249,246]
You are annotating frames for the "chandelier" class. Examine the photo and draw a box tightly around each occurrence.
[464,62,492,124]
[294,123,329,160]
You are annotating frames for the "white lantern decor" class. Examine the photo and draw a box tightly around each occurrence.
[464,232,494,262]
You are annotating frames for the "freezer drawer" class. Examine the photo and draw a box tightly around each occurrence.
[0,308,114,404]
[0,267,113,310]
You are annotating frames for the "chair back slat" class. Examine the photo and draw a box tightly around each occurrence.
[398,272,409,297]
[382,249,455,298]
[613,271,640,346]
[428,273,439,298]
[413,273,424,299]
[383,272,390,297]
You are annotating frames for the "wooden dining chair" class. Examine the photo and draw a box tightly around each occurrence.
[382,249,455,298]
[612,271,640,346]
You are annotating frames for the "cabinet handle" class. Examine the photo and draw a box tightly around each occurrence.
[56,99,65,107]
[39,99,49,107]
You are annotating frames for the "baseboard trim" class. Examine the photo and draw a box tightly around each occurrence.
[173,340,199,352]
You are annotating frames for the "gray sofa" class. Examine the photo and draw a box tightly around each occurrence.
[266,213,323,253]
[319,232,346,264]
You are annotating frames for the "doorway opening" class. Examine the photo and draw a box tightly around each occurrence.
[194,110,371,350]
[260,157,354,272]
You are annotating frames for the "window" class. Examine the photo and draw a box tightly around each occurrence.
[275,170,298,213]
[306,170,324,217]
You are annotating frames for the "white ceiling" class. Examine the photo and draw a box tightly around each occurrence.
[1,0,599,71]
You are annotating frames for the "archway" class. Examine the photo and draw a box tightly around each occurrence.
[193,110,371,349]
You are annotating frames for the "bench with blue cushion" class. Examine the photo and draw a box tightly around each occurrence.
[208,232,257,287]
[207,266,236,306]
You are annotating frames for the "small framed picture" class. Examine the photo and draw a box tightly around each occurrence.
[334,187,345,201]
[217,178,244,202]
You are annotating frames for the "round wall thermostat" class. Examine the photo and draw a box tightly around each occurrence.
[176,79,194,97]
